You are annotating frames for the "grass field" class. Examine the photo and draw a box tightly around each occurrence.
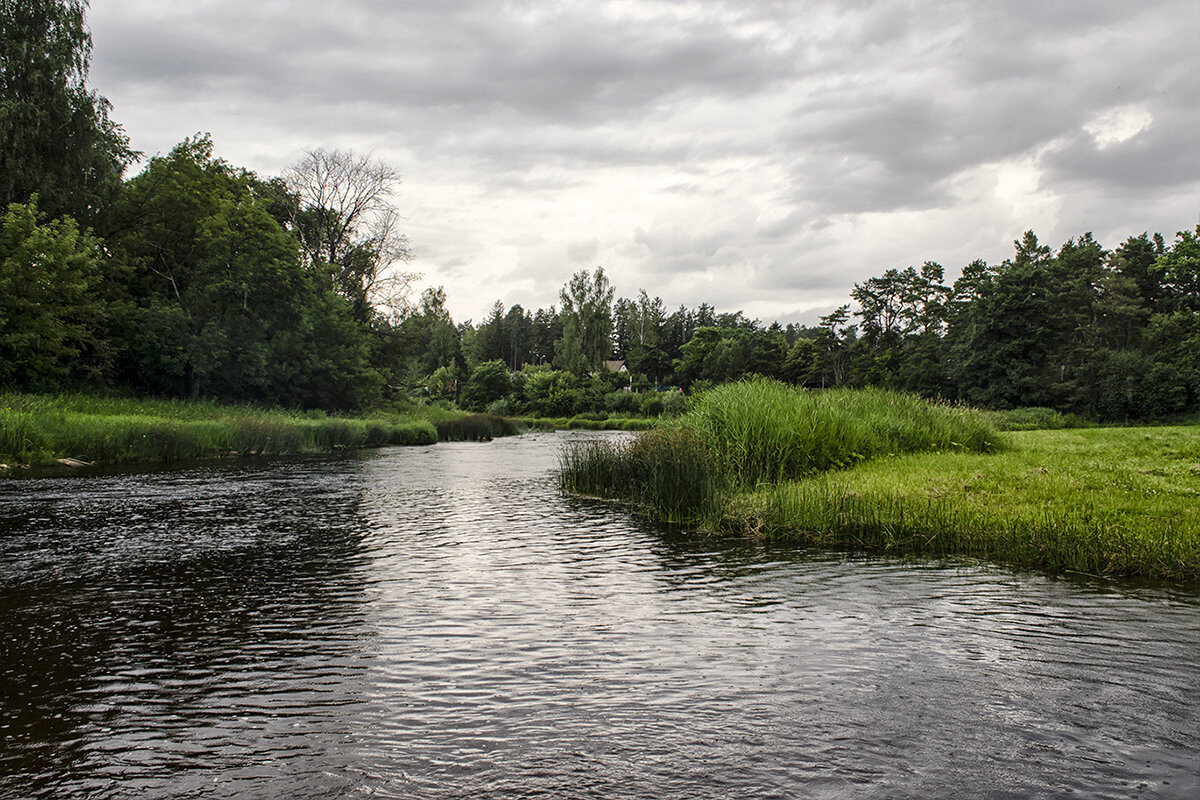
[744,426,1200,582]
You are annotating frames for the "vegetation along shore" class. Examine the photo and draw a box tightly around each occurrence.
[560,379,1200,583]
[0,393,671,470]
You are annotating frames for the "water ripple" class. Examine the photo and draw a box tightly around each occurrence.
[1,432,1197,799]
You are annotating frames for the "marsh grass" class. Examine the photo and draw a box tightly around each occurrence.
[983,406,1086,431]
[691,382,1000,486]
[561,381,1199,580]
[744,426,1200,581]
[433,413,524,441]
[560,379,1000,524]
[530,416,657,431]
[0,393,438,466]
[560,423,727,523]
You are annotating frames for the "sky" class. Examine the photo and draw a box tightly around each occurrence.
[86,0,1200,327]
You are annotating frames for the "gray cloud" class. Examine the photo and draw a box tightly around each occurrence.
[86,0,1200,325]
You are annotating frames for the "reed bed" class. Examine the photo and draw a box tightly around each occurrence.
[560,423,726,523]
[560,379,1000,524]
[0,392,437,466]
[534,416,656,431]
[433,413,524,442]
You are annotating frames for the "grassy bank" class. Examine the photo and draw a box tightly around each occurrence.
[560,379,1001,523]
[525,415,657,431]
[559,380,1200,582]
[0,393,440,467]
[746,426,1200,582]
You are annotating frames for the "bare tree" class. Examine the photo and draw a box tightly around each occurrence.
[284,147,418,318]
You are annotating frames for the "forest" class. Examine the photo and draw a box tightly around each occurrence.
[3,1,1199,423]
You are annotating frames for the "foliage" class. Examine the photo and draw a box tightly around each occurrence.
[460,360,512,412]
[555,266,614,375]
[0,199,107,390]
[108,137,382,409]
[0,0,134,222]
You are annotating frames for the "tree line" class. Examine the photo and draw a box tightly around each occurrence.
[2,1,1198,421]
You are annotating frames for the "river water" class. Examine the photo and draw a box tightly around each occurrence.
[1,432,1197,799]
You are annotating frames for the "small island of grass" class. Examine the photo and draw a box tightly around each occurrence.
[560,379,1200,583]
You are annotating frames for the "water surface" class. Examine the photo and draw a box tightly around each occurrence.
[2,433,1197,798]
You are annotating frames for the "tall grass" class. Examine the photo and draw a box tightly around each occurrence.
[691,382,999,486]
[560,424,726,523]
[560,379,1000,524]
[0,393,437,467]
[433,413,523,442]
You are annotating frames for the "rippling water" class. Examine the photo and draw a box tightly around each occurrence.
[1,432,1198,799]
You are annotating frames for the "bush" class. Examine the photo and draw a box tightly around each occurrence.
[461,360,513,412]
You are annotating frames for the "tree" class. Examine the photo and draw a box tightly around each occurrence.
[460,360,512,411]
[398,286,462,381]
[1152,226,1200,313]
[530,306,560,365]
[816,304,854,387]
[555,266,614,375]
[0,0,133,222]
[284,147,417,320]
[109,136,381,407]
[502,303,534,370]
[0,198,106,389]
[1110,232,1166,312]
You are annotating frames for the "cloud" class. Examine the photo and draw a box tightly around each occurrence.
[86,0,1200,325]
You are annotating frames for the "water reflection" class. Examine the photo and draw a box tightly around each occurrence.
[1,459,380,798]
[1,434,1197,799]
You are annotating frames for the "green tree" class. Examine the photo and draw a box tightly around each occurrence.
[555,266,614,375]
[110,136,381,407]
[460,360,513,411]
[0,198,106,389]
[1152,226,1200,313]
[0,0,133,222]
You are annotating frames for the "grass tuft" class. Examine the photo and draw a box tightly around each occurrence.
[560,378,999,525]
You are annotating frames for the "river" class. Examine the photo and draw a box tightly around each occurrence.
[1,432,1197,799]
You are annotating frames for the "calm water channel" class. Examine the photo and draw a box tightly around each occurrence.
[1,432,1198,799]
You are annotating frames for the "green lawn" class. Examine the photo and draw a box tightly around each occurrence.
[743,426,1200,582]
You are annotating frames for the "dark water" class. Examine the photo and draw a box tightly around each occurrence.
[1,433,1198,799]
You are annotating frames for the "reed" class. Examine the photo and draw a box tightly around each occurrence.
[0,392,438,467]
[559,379,1000,524]
[433,413,523,442]
[560,422,727,523]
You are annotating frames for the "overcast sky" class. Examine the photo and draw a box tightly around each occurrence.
[87,0,1200,326]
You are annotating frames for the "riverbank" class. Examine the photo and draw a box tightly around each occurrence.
[741,426,1200,582]
[0,392,667,471]
[0,393,447,468]
[559,380,1200,582]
